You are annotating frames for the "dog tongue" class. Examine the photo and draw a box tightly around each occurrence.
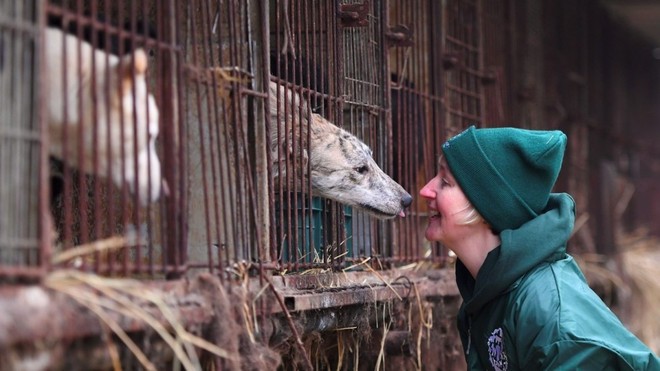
[398,210,406,217]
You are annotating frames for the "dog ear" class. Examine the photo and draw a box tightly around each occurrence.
[118,49,148,91]
[270,135,309,180]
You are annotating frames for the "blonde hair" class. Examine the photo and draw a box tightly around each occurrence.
[456,202,485,225]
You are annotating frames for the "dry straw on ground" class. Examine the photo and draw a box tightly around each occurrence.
[619,229,660,353]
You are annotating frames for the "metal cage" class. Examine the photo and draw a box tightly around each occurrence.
[0,0,43,279]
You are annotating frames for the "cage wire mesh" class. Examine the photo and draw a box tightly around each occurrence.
[341,0,386,263]
[0,0,42,278]
[269,0,350,272]
[41,0,185,277]
[264,0,450,270]
[183,0,267,278]
[387,0,448,264]
[444,0,482,135]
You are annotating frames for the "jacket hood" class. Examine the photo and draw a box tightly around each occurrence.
[456,193,576,315]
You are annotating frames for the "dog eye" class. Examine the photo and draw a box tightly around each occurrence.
[354,165,369,174]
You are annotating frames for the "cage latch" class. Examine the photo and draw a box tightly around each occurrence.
[385,24,413,47]
[339,2,370,27]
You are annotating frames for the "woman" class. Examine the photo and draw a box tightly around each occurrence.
[419,126,660,370]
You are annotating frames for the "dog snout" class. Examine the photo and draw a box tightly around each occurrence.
[401,193,413,208]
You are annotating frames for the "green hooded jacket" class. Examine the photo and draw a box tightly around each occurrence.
[456,193,660,370]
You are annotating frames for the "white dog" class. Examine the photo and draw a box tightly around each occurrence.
[45,27,162,204]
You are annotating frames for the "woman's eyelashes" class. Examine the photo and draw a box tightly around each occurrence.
[440,177,450,188]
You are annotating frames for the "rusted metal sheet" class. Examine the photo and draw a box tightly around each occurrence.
[273,268,458,312]
[282,284,410,311]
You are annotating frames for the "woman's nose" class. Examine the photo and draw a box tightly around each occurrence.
[419,178,436,199]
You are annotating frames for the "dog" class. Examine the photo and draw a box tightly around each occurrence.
[44,27,162,205]
[269,81,412,219]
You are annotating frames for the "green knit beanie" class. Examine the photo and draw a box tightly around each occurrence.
[442,125,567,232]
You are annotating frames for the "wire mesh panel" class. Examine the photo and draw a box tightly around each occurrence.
[443,0,482,135]
[182,0,266,277]
[267,0,417,272]
[0,0,43,279]
[43,0,185,277]
[387,0,447,265]
[341,0,387,262]
[269,0,347,272]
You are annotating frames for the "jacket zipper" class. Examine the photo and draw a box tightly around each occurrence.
[466,316,472,356]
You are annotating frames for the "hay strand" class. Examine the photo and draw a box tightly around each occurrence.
[45,270,237,370]
[364,264,402,301]
[46,279,156,371]
[51,236,129,265]
[374,322,390,371]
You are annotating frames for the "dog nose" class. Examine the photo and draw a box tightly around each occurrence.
[401,194,413,208]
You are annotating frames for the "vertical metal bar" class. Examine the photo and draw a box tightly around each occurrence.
[411,0,423,260]
[228,0,249,263]
[289,0,300,269]
[227,0,243,261]
[219,0,238,267]
[250,0,271,264]
[37,0,51,276]
[235,0,262,266]
[163,0,184,277]
[213,0,232,274]
[188,0,215,278]
[199,0,222,275]
[85,0,98,255]
[330,0,340,270]
[280,2,296,269]
[101,0,116,275]
[273,0,284,269]
[175,0,188,277]
[300,0,310,267]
